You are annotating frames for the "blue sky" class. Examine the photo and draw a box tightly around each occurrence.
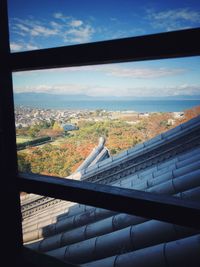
[8,0,200,98]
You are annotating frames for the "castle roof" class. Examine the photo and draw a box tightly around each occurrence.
[21,115,200,266]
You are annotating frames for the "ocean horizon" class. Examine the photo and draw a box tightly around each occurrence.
[14,99,200,113]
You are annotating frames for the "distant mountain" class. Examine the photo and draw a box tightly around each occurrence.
[118,95,200,100]
[164,95,200,100]
[14,92,94,102]
[13,92,119,108]
[14,92,200,100]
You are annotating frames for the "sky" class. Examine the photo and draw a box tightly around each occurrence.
[8,0,200,98]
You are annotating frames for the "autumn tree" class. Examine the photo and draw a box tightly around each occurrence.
[182,106,200,122]
[53,121,63,131]
[18,153,31,172]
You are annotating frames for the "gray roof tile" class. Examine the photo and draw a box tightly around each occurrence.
[180,115,200,129]
[22,116,200,266]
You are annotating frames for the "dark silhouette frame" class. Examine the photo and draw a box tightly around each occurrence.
[0,0,200,266]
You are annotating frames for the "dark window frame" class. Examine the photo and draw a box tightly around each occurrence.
[1,0,200,265]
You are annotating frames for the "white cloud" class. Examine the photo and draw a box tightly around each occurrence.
[26,44,40,50]
[53,12,64,19]
[119,84,200,97]
[14,83,90,95]
[147,8,200,31]
[152,9,200,23]
[14,83,125,97]
[15,23,30,33]
[14,64,186,79]
[69,20,83,27]
[168,84,200,96]
[30,25,59,37]
[10,42,39,52]
[105,66,185,79]
[64,25,94,43]
[10,14,95,47]
[10,42,23,52]
[11,18,60,38]
[14,82,200,98]
[53,12,71,21]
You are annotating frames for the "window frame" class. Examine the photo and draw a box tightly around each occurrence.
[1,0,200,265]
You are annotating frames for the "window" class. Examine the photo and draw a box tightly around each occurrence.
[13,58,200,178]
[1,0,200,266]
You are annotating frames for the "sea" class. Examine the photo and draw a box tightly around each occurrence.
[15,99,200,112]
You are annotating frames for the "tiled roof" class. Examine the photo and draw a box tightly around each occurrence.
[21,115,200,266]
[74,136,110,174]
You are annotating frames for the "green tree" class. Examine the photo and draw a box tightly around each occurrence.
[53,121,63,131]
[18,154,31,172]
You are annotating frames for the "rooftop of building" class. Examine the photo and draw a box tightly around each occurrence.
[21,115,200,266]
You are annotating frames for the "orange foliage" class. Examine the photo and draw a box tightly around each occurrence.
[18,106,200,178]
[181,106,200,122]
